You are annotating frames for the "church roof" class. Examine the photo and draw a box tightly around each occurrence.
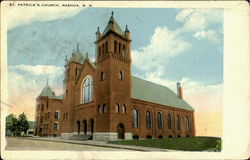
[102,12,125,37]
[38,82,63,100]
[38,83,54,98]
[131,76,194,111]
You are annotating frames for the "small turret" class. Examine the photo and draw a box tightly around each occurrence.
[96,27,102,40]
[125,25,130,39]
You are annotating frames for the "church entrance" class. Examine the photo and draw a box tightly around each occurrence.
[77,120,80,134]
[117,123,125,139]
[90,119,94,134]
[82,120,87,135]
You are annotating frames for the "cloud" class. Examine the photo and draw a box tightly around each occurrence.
[8,64,64,76]
[132,27,190,74]
[193,30,220,44]
[4,3,84,30]
[175,9,194,23]
[176,9,223,32]
[8,64,64,120]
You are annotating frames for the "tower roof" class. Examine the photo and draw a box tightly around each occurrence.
[67,43,86,64]
[38,81,54,98]
[102,11,125,36]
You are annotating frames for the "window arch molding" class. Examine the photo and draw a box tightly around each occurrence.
[122,104,127,114]
[157,112,163,129]
[81,75,93,104]
[167,113,173,129]
[115,103,120,113]
[132,107,139,128]
[114,40,117,53]
[177,114,181,130]
[146,110,152,129]
[186,115,191,131]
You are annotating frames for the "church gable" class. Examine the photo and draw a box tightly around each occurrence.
[74,58,95,105]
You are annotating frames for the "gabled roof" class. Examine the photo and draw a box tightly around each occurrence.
[131,76,194,111]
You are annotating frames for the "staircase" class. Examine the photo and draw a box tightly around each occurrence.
[69,134,92,141]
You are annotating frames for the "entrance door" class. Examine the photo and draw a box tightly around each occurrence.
[90,119,94,134]
[83,120,87,135]
[117,123,125,139]
[77,120,80,134]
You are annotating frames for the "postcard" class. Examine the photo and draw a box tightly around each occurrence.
[1,1,249,159]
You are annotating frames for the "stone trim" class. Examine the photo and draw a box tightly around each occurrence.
[93,132,132,141]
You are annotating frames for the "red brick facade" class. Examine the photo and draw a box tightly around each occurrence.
[35,14,195,141]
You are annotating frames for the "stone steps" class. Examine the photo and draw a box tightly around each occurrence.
[68,134,92,141]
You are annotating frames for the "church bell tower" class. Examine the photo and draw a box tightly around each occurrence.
[94,12,132,140]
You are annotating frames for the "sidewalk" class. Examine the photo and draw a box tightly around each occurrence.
[23,137,179,152]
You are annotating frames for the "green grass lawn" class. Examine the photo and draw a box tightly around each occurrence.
[109,136,221,151]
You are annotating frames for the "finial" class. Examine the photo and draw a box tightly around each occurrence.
[65,55,68,62]
[77,43,79,50]
[46,78,49,86]
[125,25,129,32]
[111,11,114,17]
[96,27,100,34]
[86,52,88,58]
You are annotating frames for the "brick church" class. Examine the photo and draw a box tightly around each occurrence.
[35,12,195,141]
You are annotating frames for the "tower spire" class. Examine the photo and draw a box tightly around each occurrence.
[109,11,115,23]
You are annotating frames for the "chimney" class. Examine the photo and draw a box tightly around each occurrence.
[177,82,183,99]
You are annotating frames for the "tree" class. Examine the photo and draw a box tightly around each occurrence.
[17,113,29,136]
[6,113,29,136]
[6,114,17,136]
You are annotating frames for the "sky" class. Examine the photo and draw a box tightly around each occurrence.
[7,7,223,137]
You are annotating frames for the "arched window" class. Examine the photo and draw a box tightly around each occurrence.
[146,110,152,129]
[115,104,120,113]
[98,105,102,114]
[101,72,106,81]
[82,76,93,103]
[98,46,101,57]
[105,41,108,54]
[103,104,108,113]
[82,120,87,135]
[157,112,163,129]
[123,45,126,56]
[186,115,191,131]
[114,41,117,53]
[119,71,124,80]
[102,44,104,56]
[123,104,126,114]
[177,115,181,130]
[119,43,122,53]
[168,113,172,129]
[133,108,139,128]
